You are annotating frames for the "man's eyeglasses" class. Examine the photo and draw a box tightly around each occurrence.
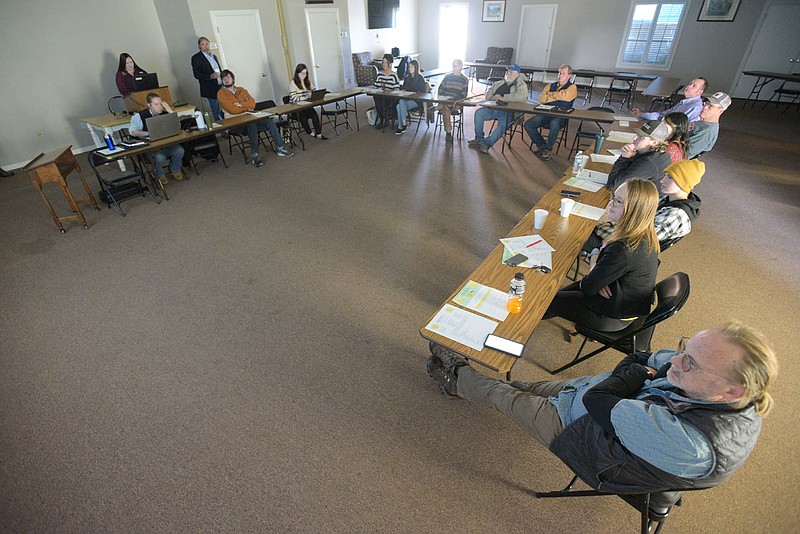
[676,336,737,383]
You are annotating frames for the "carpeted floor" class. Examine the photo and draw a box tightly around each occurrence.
[1,93,798,533]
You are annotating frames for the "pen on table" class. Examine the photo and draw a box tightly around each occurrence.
[525,239,543,248]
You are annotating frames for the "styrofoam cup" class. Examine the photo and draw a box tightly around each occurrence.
[560,198,575,217]
[534,209,548,229]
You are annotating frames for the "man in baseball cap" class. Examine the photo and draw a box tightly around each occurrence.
[606,119,674,197]
[688,91,730,159]
[469,63,528,154]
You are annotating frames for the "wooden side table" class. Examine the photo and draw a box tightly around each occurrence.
[22,146,100,233]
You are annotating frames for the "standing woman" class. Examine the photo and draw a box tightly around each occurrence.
[289,63,327,140]
[544,179,660,332]
[373,53,400,129]
[395,59,426,135]
[116,53,147,95]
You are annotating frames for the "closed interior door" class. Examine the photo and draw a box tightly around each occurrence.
[305,8,344,90]
[732,2,800,98]
[516,4,558,69]
[210,10,274,103]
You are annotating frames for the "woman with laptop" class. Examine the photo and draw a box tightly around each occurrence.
[289,63,328,140]
[542,179,660,332]
[115,53,147,95]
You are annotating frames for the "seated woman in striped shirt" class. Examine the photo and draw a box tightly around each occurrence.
[372,54,400,129]
[289,63,327,140]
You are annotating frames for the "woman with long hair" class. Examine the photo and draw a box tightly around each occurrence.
[664,111,690,162]
[395,59,427,135]
[115,53,147,95]
[373,53,400,129]
[544,179,661,331]
[289,63,327,140]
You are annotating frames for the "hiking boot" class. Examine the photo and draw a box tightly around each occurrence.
[468,138,483,147]
[445,132,453,144]
[158,175,168,186]
[531,144,542,155]
[428,342,467,372]
[171,170,185,181]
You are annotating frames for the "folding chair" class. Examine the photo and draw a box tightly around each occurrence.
[602,76,634,110]
[88,149,160,216]
[538,272,690,374]
[321,101,352,136]
[567,106,614,159]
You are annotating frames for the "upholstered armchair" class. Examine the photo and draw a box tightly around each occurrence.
[474,46,514,86]
[352,51,378,87]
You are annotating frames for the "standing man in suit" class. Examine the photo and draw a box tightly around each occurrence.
[191,37,224,121]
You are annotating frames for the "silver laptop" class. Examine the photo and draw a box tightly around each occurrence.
[144,112,180,141]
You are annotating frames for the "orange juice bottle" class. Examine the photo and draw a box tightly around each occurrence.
[506,273,526,313]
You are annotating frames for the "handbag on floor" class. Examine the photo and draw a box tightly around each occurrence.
[366,107,378,126]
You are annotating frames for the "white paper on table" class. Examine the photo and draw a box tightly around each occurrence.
[424,304,498,351]
[570,202,606,220]
[577,169,610,184]
[590,153,620,164]
[535,104,554,110]
[98,147,125,155]
[247,111,272,118]
[211,122,224,128]
[607,130,637,143]
[613,115,635,121]
[563,176,605,192]
[452,280,510,321]
[618,120,630,127]
[608,148,623,156]
[501,245,553,270]
[500,236,554,270]
[325,92,341,98]
[395,90,414,96]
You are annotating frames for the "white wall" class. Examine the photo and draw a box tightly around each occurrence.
[0,0,178,168]
[418,0,773,93]
[348,0,421,68]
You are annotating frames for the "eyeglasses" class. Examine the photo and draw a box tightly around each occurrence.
[609,195,625,207]
[676,336,737,383]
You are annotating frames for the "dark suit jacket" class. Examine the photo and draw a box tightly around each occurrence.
[191,51,222,99]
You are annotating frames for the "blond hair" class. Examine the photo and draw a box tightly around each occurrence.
[719,320,778,416]
[606,179,660,255]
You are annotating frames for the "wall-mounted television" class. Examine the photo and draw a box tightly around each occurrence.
[368,0,400,30]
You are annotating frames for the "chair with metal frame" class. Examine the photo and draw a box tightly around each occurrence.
[88,149,160,216]
[528,117,570,155]
[433,103,463,140]
[320,100,352,136]
[567,106,614,159]
[602,76,634,110]
[763,80,800,110]
[282,95,309,143]
[573,73,596,105]
[186,135,227,176]
[538,272,690,375]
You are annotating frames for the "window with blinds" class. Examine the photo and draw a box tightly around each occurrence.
[618,2,687,69]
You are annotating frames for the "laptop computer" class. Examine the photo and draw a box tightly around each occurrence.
[144,112,180,141]
[309,88,328,101]
[134,73,159,91]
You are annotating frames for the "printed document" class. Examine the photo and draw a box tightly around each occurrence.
[607,130,637,143]
[563,176,605,192]
[570,202,606,220]
[452,280,510,321]
[425,304,498,350]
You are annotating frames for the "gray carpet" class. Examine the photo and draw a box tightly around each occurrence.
[1,94,798,532]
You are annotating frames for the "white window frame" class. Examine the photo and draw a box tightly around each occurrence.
[616,0,691,71]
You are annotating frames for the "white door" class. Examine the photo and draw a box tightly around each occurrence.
[516,5,558,72]
[438,3,469,69]
[305,8,344,90]
[731,1,800,98]
[210,10,274,103]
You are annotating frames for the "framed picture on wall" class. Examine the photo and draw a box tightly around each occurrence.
[697,0,741,21]
[482,1,506,23]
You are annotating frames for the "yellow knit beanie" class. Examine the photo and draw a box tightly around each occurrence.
[665,159,705,192]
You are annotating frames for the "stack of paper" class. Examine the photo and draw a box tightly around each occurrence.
[500,235,555,270]
[570,202,606,220]
[563,176,605,192]
[452,280,510,321]
[576,168,609,184]
[590,153,620,164]
[607,130,637,143]
[424,304,498,350]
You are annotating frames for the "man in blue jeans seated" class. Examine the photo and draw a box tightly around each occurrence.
[468,64,528,154]
[128,93,185,185]
[524,64,578,161]
[427,320,777,496]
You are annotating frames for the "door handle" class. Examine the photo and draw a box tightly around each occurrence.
[261,72,267,77]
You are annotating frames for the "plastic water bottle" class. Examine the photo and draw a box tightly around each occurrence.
[195,111,207,130]
[204,112,212,130]
[572,150,583,175]
[507,273,526,314]
[104,134,115,150]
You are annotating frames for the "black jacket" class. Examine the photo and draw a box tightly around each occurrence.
[191,51,222,99]
[606,149,672,198]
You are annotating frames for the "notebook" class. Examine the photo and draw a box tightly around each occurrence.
[309,88,328,101]
[144,112,180,141]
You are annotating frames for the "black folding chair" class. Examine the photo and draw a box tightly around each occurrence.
[88,150,160,216]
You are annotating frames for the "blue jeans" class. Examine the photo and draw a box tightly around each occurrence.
[396,99,419,126]
[524,115,565,149]
[245,118,284,155]
[473,106,512,148]
[153,144,184,177]
[206,97,223,121]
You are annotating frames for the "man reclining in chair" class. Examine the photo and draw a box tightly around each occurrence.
[427,320,777,496]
